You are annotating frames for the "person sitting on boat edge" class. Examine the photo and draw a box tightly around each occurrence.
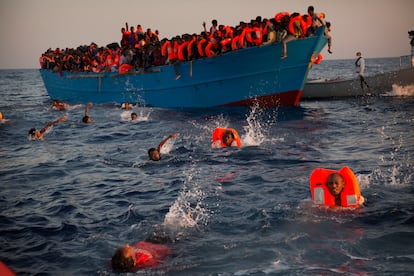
[82,102,93,123]
[111,241,171,272]
[212,128,242,148]
[309,166,365,208]
[148,133,179,161]
[28,115,67,140]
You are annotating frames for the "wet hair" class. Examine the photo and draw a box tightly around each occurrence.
[222,130,235,140]
[111,248,134,272]
[148,147,161,161]
[82,115,90,123]
[28,128,37,136]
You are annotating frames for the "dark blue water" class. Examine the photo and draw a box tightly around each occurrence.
[1,58,414,275]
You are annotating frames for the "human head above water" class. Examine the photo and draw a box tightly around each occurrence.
[148,148,161,161]
[222,130,235,147]
[327,173,345,197]
[111,244,135,272]
[82,115,92,123]
[356,52,362,57]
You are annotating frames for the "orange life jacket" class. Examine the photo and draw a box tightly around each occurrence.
[197,39,208,57]
[288,15,307,37]
[252,27,263,45]
[309,166,363,208]
[314,53,323,64]
[205,42,216,58]
[178,41,189,61]
[212,128,242,148]
[119,63,133,74]
[275,12,290,23]
[220,38,232,52]
[187,37,197,59]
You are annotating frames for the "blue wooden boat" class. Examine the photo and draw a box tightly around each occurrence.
[40,28,327,108]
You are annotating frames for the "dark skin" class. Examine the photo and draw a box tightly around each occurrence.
[148,133,179,161]
[327,173,345,206]
[28,115,67,140]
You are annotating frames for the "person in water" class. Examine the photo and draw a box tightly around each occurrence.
[52,99,68,111]
[131,112,137,121]
[111,241,171,272]
[310,166,365,208]
[148,133,179,161]
[212,128,242,148]
[28,115,67,140]
[82,102,93,123]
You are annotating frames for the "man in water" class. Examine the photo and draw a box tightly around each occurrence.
[355,52,370,91]
[28,115,67,140]
[148,133,179,161]
[82,102,93,123]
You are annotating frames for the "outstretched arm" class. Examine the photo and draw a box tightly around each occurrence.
[84,102,93,116]
[40,115,67,134]
[157,133,179,152]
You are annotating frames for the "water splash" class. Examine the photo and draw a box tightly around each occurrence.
[383,84,414,97]
[120,109,151,122]
[163,165,210,238]
[242,103,277,146]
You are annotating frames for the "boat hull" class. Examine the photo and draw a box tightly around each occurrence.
[41,29,327,108]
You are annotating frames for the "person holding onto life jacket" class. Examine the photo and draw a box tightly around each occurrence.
[212,128,242,148]
[111,241,170,272]
[148,133,179,161]
[281,13,307,59]
[309,166,365,208]
[28,115,67,140]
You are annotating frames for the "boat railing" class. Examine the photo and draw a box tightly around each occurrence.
[399,55,413,69]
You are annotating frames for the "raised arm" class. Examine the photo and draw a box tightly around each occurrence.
[157,133,179,152]
[84,102,93,116]
[40,115,67,134]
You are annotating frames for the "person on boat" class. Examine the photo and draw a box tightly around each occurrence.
[309,166,365,208]
[111,241,171,272]
[52,99,68,111]
[281,13,307,59]
[212,128,242,148]
[148,133,179,161]
[82,102,93,123]
[355,52,370,91]
[28,115,67,140]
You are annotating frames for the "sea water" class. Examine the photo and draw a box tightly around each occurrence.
[0,58,413,275]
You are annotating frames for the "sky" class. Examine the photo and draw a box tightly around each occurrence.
[0,0,413,69]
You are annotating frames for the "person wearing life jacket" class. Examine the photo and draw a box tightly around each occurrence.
[275,12,290,24]
[309,166,365,208]
[111,241,171,272]
[187,35,198,60]
[197,34,208,58]
[212,128,242,148]
[281,13,306,59]
[251,23,263,46]
[177,36,190,61]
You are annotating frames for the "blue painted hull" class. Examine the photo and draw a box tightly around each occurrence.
[40,29,327,108]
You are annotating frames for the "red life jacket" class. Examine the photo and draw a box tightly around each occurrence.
[212,128,242,148]
[197,39,208,57]
[309,166,363,208]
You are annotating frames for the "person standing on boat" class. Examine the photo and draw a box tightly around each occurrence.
[355,52,370,91]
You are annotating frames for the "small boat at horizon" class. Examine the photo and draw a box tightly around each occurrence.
[40,27,327,108]
[302,67,414,100]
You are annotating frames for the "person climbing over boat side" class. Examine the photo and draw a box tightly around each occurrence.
[281,13,307,59]
[82,102,93,123]
[148,133,179,161]
[355,52,370,91]
[28,115,67,140]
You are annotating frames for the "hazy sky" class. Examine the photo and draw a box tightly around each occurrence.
[0,0,413,69]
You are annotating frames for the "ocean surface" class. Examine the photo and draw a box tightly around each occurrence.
[1,57,414,275]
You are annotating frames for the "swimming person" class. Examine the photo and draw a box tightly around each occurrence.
[82,102,93,123]
[212,127,242,148]
[111,241,171,272]
[28,115,67,140]
[309,166,365,208]
[131,112,137,121]
[148,133,179,161]
[52,99,68,111]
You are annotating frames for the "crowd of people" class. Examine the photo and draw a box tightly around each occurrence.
[39,6,332,74]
